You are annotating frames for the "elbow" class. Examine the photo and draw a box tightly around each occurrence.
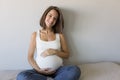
[28,55,34,64]
[64,52,69,59]
[28,56,31,64]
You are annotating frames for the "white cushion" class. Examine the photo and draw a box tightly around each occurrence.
[78,62,120,80]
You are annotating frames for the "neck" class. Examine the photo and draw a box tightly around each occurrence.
[43,27,53,33]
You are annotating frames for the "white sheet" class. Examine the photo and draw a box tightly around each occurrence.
[79,62,120,80]
[0,70,22,80]
[1,62,120,80]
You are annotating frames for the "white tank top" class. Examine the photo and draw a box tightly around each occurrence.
[35,30,63,71]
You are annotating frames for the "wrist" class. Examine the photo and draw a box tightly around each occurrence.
[54,50,58,55]
[46,52,49,56]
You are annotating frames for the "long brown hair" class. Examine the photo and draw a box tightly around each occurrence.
[40,6,64,33]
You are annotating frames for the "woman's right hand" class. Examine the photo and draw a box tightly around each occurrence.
[37,68,56,75]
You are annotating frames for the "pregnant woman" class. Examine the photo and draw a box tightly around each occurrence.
[17,6,81,80]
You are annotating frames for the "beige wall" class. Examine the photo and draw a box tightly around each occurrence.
[0,0,120,69]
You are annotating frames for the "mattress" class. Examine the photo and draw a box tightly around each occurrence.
[79,62,120,80]
[0,70,22,80]
[1,62,120,80]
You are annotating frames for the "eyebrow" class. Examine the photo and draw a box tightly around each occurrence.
[48,13,58,18]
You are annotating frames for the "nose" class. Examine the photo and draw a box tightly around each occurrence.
[49,17,54,23]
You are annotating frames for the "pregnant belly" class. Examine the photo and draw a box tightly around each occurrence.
[36,55,63,71]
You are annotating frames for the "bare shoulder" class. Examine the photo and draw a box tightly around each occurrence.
[31,32,37,39]
[32,32,36,36]
[59,33,65,38]
[59,33,66,41]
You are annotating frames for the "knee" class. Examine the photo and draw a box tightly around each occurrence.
[69,65,81,78]
[16,70,30,80]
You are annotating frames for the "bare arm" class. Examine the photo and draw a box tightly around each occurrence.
[56,33,69,59]
[28,32,40,71]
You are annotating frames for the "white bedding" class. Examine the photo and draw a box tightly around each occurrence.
[1,62,120,80]
[0,70,22,80]
[79,62,120,80]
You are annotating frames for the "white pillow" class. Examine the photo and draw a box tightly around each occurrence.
[78,62,120,80]
[36,55,63,71]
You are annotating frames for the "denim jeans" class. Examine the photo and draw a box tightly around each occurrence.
[17,65,81,80]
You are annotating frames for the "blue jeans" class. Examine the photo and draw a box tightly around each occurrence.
[17,65,81,80]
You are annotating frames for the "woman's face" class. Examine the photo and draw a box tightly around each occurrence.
[45,9,58,28]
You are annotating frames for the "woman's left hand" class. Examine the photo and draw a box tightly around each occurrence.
[38,68,56,75]
[41,48,57,57]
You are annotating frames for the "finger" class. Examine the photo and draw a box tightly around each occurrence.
[40,53,47,57]
[42,68,50,71]
[47,69,55,73]
[40,54,45,57]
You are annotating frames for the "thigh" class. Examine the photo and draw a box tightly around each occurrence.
[54,65,81,80]
[16,69,47,80]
